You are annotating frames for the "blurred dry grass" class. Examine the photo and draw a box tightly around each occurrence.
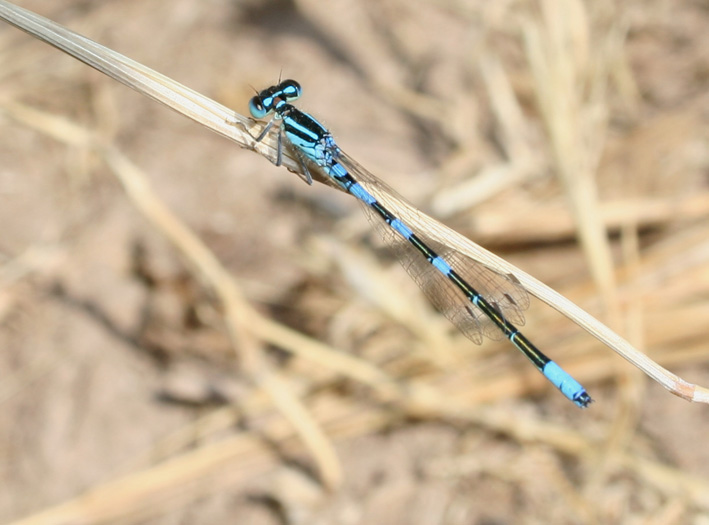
[1,0,709,523]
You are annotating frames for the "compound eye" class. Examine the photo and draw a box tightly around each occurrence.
[248,97,267,119]
[280,80,302,101]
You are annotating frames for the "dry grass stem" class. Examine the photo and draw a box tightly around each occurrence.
[1,0,706,404]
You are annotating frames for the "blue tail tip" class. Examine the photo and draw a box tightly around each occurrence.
[542,361,592,408]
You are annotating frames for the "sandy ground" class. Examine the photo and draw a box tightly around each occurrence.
[1,0,709,523]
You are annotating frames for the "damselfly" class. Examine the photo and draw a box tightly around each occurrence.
[248,80,591,408]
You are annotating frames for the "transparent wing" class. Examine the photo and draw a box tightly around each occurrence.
[333,150,530,344]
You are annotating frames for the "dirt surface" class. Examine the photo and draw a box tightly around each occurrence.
[1,0,709,523]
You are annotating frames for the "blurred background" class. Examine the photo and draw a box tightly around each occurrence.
[1,0,709,523]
